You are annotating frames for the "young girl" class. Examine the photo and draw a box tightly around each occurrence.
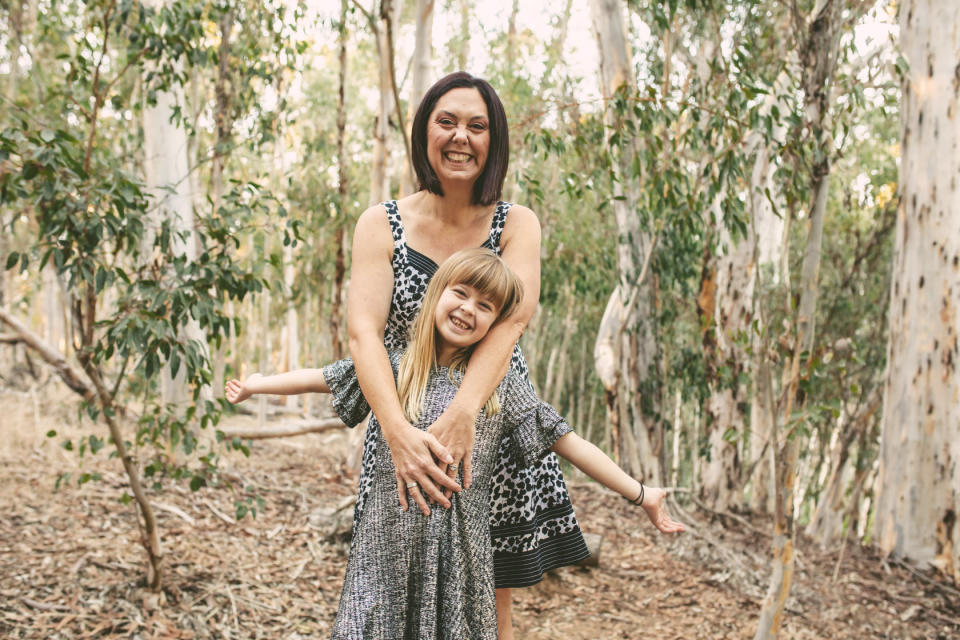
[227,248,683,639]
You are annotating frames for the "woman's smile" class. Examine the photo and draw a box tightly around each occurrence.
[443,151,474,164]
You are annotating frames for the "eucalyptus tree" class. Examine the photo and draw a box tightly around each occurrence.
[586,0,761,485]
[400,0,434,196]
[588,0,662,481]
[875,0,960,583]
[330,0,352,360]
[351,0,405,204]
[752,0,883,635]
[0,0,300,589]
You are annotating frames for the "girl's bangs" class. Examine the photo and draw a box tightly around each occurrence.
[447,258,513,309]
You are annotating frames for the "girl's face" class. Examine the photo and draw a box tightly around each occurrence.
[426,87,490,187]
[434,282,500,364]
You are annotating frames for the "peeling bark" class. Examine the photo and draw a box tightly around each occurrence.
[875,0,960,583]
[590,0,661,483]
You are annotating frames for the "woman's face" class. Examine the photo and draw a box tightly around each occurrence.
[426,87,490,188]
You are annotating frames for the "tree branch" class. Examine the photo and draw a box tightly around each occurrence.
[0,308,95,401]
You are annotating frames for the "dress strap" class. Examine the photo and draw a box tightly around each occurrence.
[488,201,512,255]
[383,200,407,269]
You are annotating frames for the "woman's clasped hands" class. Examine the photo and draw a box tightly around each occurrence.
[384,411,474,516]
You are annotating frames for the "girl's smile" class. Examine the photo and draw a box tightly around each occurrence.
[434,283,499,364]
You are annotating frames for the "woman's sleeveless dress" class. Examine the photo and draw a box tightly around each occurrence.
[351,200,589,589]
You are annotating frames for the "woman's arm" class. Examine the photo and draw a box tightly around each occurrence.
[428,205,542,492]
[225,369,329,403]
[551,432,685,534]
[347,206,458,515]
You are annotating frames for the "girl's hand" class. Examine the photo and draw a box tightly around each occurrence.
[641,487,686,534]
[225,373,262,404]
[427,403,477,498]
[386,422,460,516]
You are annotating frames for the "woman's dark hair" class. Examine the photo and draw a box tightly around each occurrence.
[410,72,509,206]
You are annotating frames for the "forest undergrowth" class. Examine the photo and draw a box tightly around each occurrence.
[1,376,957,640]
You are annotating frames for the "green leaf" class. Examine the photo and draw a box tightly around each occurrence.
[46,430,57,438]
[95,267,108,293]
[5,252,18,270]
[189,476,205,491]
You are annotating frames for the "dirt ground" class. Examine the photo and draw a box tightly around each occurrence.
[1,374,958,639]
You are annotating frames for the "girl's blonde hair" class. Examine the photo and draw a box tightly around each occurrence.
[397,248,523,422]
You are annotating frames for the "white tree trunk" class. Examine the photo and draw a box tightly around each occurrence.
[700,197,751,511]
[875,0,960,583]
[42,263,64,356]
[755,2,843,636]
[590,0,661,482]
[746,77,789,514]
[143,75,208,414]
[283,243,300,411]
[402,0,433,195]
[456,0,470,71]
[806,391,881,545]
[370,0,396,205]
[748,93,788,513]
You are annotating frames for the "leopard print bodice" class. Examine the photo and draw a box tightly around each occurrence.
[381,200,527,377]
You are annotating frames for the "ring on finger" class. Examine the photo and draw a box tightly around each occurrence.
[447,463,459,472]
[405,481,419,489]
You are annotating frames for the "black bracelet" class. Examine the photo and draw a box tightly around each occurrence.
[623,481,644,507]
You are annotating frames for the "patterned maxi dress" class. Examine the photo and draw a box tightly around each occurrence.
[346,201,589,588]
[324,355,573,639]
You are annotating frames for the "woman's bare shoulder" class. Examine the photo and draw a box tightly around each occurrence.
[504,203,539,224]
[355,202,390,230]
[353,203,395,251]
[503,203,540,231]
[501,203,541,247]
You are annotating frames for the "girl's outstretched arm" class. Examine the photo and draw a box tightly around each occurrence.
[550,432,685,534]
[225,369,330,404]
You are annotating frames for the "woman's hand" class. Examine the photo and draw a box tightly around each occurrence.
[385,421,461,516]
[641,487,686,534]
[225,373,262,404]
[427,403,478,497]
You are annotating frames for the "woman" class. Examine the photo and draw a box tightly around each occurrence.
[347,72,589,638]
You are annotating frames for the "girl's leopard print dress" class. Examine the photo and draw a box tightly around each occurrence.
[348,200,589,589]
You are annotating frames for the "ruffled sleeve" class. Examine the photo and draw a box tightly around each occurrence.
[321,357,368,427]
[500,373,572,469]
[321,351,403,428]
